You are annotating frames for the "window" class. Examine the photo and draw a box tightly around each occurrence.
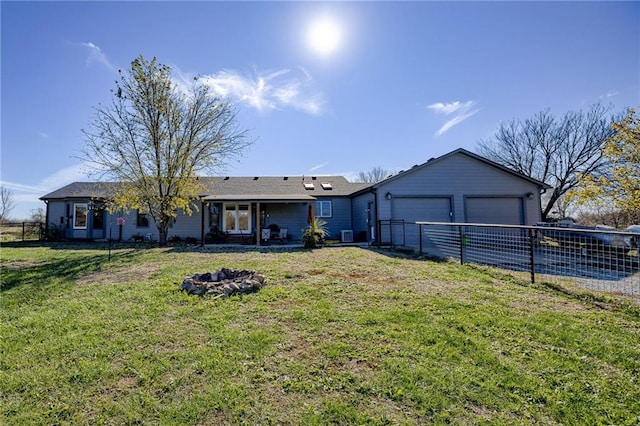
[315,200,332,218]
[224,204,250,233]
[73,203,88,229]
[92,209,104,229]
[136,211,149,227]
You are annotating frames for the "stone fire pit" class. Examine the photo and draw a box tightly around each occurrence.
[180,268,266,298]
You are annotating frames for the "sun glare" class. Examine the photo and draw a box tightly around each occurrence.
[307,17,342,56]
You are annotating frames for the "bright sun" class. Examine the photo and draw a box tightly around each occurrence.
[307,17,342,56]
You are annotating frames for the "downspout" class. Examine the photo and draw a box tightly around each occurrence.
[44,200,50,240]
[372,187,379,246]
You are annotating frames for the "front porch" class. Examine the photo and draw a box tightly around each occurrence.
[200,195,317,247]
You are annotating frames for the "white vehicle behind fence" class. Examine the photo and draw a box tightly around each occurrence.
[535,221,639,257]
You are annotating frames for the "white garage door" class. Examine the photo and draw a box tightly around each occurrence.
[392,197,452,247]
[466,197,523,225]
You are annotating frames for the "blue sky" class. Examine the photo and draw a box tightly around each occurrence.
[1,1,638,219]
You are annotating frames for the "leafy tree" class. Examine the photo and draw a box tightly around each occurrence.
[478,103,619,221]
[355,166,392,183]
[568,107,640,225]
[0,185,15,223]
[81,55,251,245]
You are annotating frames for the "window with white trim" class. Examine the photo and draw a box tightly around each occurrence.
[315,200,332,218]
[73,203,88,229]
[224,203,251,233]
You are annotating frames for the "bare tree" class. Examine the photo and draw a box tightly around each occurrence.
[30,207,46,223]
[81,55,252,245]
[478,103,619,221]
[0,185,15,223]
[355,166,392,183]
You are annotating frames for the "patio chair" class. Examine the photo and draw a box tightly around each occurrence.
[278,228,288,244]
[261,229,271,245]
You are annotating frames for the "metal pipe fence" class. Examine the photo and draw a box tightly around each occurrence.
[0,221,45,242]
[387,221,639,297]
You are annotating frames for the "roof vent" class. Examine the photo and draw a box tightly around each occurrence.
[253,177,259,180]
[283,176,288,180]
[304,182,315,190]
[321,182,332,190]
[224,177,229,180]
[312,176,317,180]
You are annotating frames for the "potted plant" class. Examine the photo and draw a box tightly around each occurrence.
[302,217,328,249]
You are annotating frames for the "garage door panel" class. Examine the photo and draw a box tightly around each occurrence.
[466,197,523,225]
[394,197,452,222]
[391,197,452,248]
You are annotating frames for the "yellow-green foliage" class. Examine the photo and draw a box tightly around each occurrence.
[569,107,640,214]
[82,55,251,244]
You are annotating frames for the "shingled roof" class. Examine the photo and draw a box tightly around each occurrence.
[40,182,120,200]
[199,176,371,201]
[40,177,372,201]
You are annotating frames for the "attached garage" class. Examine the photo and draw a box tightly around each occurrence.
[372,148,549,249]
[465,197,524,225]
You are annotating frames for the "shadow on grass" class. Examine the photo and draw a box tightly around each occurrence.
[0,249,140,294]
[362,245,450,263]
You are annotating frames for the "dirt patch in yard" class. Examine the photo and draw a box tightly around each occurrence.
[81,263,162,285]
[2,260,49,270]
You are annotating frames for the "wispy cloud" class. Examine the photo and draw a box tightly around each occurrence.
[81,42,116,72]
[0,164,90,217]
[78,42,324,115]
[1,163,89,196]
[309,162,329,172]
[599,90,619,99]
[427,100,479,136]
[195,67,325,115]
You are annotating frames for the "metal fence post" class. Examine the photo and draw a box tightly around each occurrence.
[458,225,464,265]
[528,228,535,284]
[419,224,423,255]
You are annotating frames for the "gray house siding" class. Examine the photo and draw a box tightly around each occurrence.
[167,207,202,241]
[318,197,352,240]
[351,192,375,242]
[46,200,106,240]
[46,201,67,233]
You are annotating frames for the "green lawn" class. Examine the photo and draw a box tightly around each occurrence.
[1,243,639,425]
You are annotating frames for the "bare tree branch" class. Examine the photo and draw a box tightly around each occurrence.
[0,186,15,223]
[354,166,393,183]
[478,103,619,221]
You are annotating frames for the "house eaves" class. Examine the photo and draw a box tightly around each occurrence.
[201,194,316,202]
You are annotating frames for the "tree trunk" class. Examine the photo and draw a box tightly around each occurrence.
[158,219,170,246]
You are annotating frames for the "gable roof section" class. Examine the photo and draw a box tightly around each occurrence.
[40,177,372,201]
[40,182,119,200]
[374,148,551,189]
